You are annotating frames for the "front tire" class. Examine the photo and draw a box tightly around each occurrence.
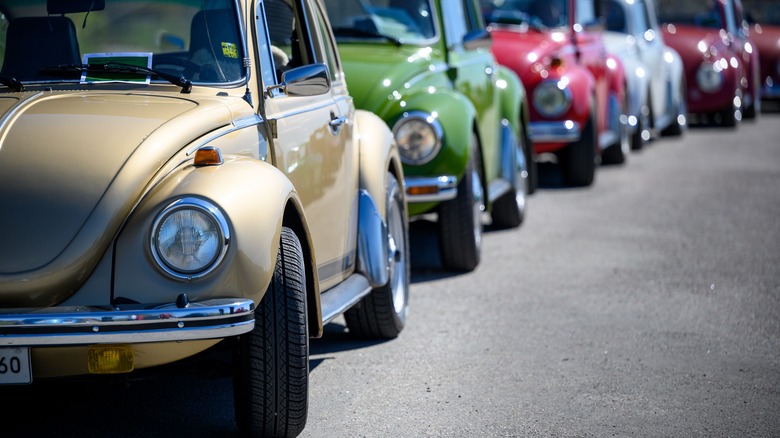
[345,172,410,339]
[560,108,597,187]
[233,227,308,438]
[438,135,483,272]
[491,139,527,229]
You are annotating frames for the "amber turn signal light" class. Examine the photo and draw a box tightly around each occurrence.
[194,146,224,166]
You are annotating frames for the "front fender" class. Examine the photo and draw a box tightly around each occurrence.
[496,65,526,139]
[113,157,298,308]
[384,88,476,181]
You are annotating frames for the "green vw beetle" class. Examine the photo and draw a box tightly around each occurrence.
[325,0,533,272]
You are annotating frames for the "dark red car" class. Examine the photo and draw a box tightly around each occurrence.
[481,0,628,187]
[743,0,780,103]
[658,0,761,126]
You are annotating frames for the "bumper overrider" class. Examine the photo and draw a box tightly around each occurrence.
[0,297,255,346]
[404,175,457,203]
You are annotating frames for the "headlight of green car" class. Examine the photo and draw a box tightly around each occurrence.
[393,111,444,165]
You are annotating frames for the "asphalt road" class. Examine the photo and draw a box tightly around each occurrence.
[4,111,780,437]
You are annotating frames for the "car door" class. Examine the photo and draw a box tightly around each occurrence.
[257,0,358,289]
[441,0,500,183]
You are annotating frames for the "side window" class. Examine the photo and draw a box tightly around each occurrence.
[0,12,9,72]
[441,0,467,49]
[311,1,342,82]
[259,0,314,83]
[462,0,483,33]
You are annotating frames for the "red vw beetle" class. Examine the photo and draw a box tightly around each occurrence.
[481,0,628,187]
[658,0,761,126]
[743,0,780,103]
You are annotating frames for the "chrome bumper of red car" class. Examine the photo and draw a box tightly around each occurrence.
[405,175,457,203]
[528,120,581,143]
[0,298,255,346]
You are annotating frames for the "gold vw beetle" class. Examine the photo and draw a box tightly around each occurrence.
[0,0,409,435]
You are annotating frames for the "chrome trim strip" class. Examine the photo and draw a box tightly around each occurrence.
[0,298,255,346]
[187,114,263,156]
[317,250,356,284]
[528,121,581,143]
[404,175,457,203]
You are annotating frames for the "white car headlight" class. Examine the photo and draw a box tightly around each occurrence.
[151,198,229,279]
[393,111,443,165]
[533,80,572,118]
[696,61,724,93]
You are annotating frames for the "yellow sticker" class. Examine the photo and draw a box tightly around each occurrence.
[221,42,238,59]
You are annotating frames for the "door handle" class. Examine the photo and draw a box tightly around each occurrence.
[329,112,348,134]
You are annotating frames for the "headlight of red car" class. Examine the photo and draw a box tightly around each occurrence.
[393,111,443,165]
[533,79,572,118]
[151,197,230,279]
[696,61,725,93]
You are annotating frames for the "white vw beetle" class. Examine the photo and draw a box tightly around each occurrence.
[600,0,687,150]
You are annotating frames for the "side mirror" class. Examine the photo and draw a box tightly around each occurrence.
[463,29,492,51]
[274,63,331,97]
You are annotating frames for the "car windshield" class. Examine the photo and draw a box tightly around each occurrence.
[743,0,780,25]
[324,0,436,44]
[656,0,723,29]
[480,0,569,30]
[0,0,245,87]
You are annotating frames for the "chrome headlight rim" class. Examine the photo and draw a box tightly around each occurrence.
[696,61,725,93]
[532,79,572,118]
[392,111,444,166]
[150,197,230,280]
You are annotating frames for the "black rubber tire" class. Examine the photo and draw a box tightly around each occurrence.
[491,139,527,229]
[602,92,629,165]
[561,109,597,187]
[522,121,538,195]
[662,82,687,136]
[345,172,410,339]
[233,227,308,438]
[438,136,483,272]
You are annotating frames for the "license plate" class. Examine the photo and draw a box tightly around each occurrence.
[0,347,32,384]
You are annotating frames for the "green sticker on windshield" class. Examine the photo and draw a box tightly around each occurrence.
[81,52,153,84]
[221,42,238,59]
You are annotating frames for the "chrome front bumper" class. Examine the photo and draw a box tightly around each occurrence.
[528,120,581,143]
[405,175,457,203]
[0,298,255,346]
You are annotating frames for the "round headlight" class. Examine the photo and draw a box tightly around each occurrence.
[696,61,724,93]
[151,198,229,278]
[533,80,572,118]
[393,111,443,165]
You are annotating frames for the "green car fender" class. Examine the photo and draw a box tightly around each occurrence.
[385,86,477,181]
[496,65,526,141]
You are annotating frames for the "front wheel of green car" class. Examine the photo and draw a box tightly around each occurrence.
[345,172,410,339]
[438,135,484,272]
[233,227,308,438]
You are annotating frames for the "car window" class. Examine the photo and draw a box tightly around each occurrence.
[325,0,437,44]
[0,0,245,84]
[656,0,723,28]
[262,0,315,83]
[480,0,569,29]
[601,0,628,33]
[312,0,342,82]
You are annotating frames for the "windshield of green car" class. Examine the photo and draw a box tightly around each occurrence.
[325,0,437,45]
[0,0,245,86]
[656,0,723,29]
[480,0,569,30]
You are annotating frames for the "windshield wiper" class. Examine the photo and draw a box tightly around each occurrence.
[332,27,402,46]
[39,63,193,93]
[0,76,25,92]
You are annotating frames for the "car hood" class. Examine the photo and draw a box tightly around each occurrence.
[337,43,444,114]
[661,23,730,62]
[489,29,569,82]
[0,91,242,304]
